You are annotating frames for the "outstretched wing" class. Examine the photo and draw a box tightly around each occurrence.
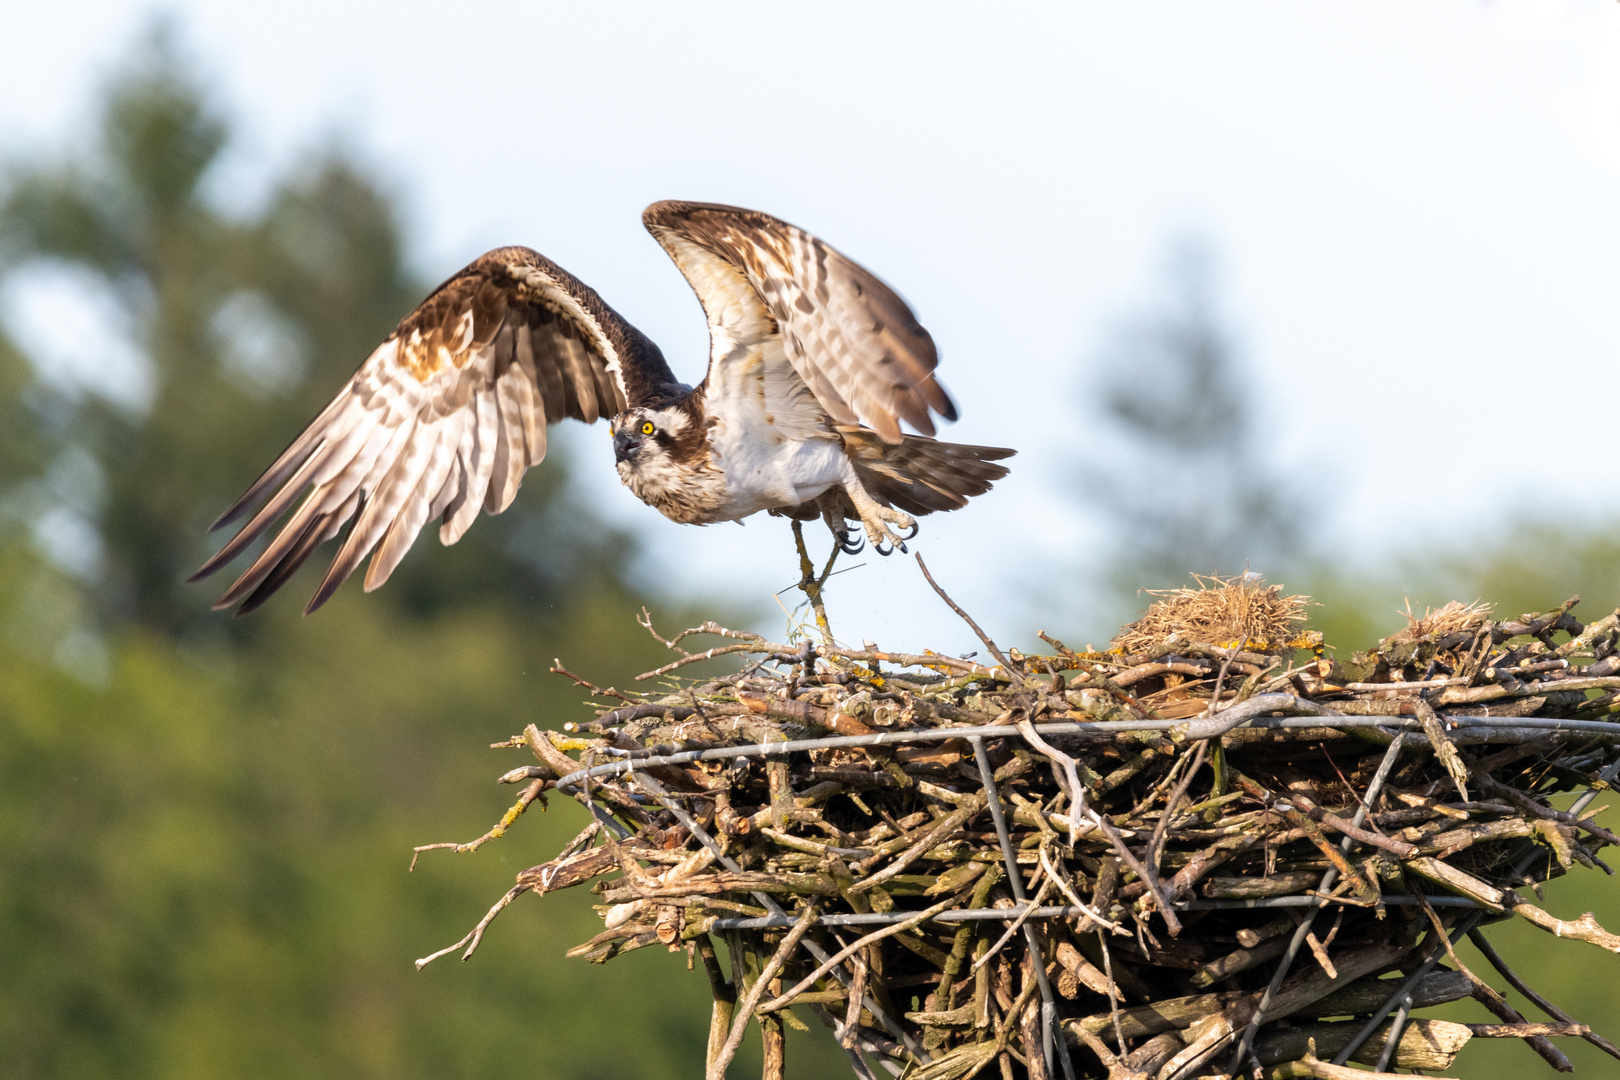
[191,246,679,616]
[642,201,955,444]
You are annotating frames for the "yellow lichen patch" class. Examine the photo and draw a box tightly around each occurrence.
[1111,573,1311,656]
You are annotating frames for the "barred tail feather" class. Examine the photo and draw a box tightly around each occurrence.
[839,428,1014,517]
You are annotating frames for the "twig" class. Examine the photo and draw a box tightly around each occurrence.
[1015,718,1088,848]
[1411,887,1571,1071]
[849,798,986,893]
[1228,737,1408,1073]
[791,519,839,643]
[1038,844,1125,934]
[1096,927,1127,1053]
[408,777,549,869]
[1467,1023,1590,1038]
[638,641,771,680]
[756,895,962,1013]
[414,884,527,969]
[1204,634,1248,716]
[1415,696,1471,802]
[916,553,1023,686]
[550,660,641,703]
[1148,740,1209,885]
[970,874,1056,975]
[1468,928,1620,1062]
[706,900,821,1080]
[626,770,929,1063]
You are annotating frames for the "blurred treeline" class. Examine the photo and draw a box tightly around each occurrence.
[6,27,1620,1080]
[0,31,845,1080]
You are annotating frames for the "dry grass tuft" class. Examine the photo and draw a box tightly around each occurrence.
[1112,573,1311,655]
[1387,598,1493,644]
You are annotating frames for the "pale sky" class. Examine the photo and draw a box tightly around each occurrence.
[3,1,1618,654]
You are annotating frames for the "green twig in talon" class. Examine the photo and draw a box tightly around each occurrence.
[792,518,839,643]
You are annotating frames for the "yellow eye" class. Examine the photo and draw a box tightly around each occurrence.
[640,421,655,436]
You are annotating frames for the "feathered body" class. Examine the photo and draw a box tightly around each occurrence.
[193,202,1013,615]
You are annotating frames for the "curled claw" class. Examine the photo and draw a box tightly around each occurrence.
[874,539,895,557]
[838,530,865,555]
[896,540,909,554]
[898,520,919,541]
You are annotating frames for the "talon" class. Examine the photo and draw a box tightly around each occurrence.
[897,540,908,554]
[838,530,865,555]
[874,540,894,556]
[899,520,919,541]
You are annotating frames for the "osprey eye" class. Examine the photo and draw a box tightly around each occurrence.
[640,421,655,436]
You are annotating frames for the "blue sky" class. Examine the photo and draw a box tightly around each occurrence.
[4,1,1618,652]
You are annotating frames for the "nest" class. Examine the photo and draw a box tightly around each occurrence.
[416,581,1620,1080]
[1110,574,1313,657]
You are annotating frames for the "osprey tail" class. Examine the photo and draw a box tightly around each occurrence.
[839,428,1014,517]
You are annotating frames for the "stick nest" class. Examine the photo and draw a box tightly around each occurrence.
[417,583,1620,1080]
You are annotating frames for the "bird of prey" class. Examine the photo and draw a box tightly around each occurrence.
[192,201,1014,615]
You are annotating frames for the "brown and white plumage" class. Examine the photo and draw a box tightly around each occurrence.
[641,202,953,443]
[193,202,1013,615]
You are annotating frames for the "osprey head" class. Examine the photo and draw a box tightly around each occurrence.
[608,400,726,523]
[610,406,691,473]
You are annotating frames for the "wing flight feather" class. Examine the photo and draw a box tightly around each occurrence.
[192,246,679,615]
[643,201,955,443]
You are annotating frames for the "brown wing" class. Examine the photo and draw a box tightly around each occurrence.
[642,201,955,444]
[190,246,679,616]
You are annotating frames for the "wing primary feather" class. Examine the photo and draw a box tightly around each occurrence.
[208,390,357,531]
[504,337,547,466]
[324,415,435,595]
[437,411,478,543]
[302,504,374,615]
[488,365,529,512]
[523,319,569,424]
[430,446,466,526]
[212,488,336,609]
[232,491,358,617]
[188,445,330,583]
[365,423,457,590]
[441,388,498,544]
[555,336,601,423]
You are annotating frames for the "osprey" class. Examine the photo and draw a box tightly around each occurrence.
[192,201,1014,615]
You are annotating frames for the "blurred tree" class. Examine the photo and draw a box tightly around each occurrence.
[0,25,632,640]
[1078,239,1307,615]
[0,24,808,1080]
[0,324,54,542]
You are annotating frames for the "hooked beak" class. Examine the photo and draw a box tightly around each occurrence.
[613,429,642,463]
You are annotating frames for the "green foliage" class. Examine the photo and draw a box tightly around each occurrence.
[0,26,818,1080]
[0,546,731,1079]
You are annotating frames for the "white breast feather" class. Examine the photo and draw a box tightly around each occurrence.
[705,340,843,519]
